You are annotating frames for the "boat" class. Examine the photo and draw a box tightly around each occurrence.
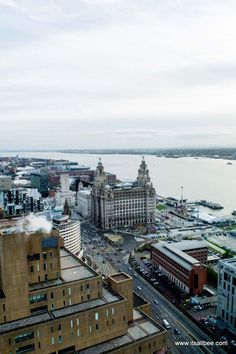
[232,210,236,216]
[227,162,232,165]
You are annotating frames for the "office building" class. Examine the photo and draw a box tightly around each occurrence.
[151,241,207,295]
[0,222,166,353]
[217,258,236,333]
[53,215,82,257]
[91,158,156,230]
[31,172,49,197]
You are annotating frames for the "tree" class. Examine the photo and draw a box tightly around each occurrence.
[63,199,70,216]
[207,267,218,287]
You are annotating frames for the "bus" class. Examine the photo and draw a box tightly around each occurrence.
[163,319,170,329]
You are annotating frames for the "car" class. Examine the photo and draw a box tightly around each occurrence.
[128,267,132,271]
[137,286,141,291]
[154,299,158,304]
[174,328,181,335]
[151,278,156,282]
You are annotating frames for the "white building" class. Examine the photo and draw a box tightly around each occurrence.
[217,258,236,332]
[53,215,82,257]
[56,173,75,208]
[77,186,92,218]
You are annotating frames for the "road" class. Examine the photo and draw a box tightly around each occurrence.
[79,220,227,354]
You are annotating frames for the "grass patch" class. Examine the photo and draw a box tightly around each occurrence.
[156,204,166,210]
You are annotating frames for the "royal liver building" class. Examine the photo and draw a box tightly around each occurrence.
[91,158,156,230]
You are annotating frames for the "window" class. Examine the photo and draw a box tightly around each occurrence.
[89,325,92,334]
[81,285,83,291]
[96,324,99,331]
[3,304,5,311]
[77,318,80,326]
[111,307,115,315]
[70,320,73,328]
[30,266,34,273]
[77,329,80,337]
[58,335,62,344]
[95,312,99,321]
[106,309,109,317]
[43,252,47,259]
[15,332,34,344]
[58,324,61,331]
[69,299,72,306]
[51,336,54,345]
[87,284,89,289]
[44,263,47,271]
[51,292,54,299]
[68,288,71,295]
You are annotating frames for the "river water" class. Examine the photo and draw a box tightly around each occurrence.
[0,151,235,217]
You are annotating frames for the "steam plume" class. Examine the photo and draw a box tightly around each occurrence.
[17,214,52,233]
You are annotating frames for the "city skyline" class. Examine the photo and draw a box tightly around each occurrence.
[1,0,236,149]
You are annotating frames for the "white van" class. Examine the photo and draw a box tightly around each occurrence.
[163,319,170,329]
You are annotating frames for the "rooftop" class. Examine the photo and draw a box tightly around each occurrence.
[29,249,98,291]
[78,309,165,354]
[110,273,131,282]
[0,287,121,335]
[152,243,201,271]
[219,257,236,269]
[173,240,208,251]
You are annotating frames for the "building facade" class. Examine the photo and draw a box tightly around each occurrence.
[217,258,236,333]
[151,241,208,295]
[53,215,82,257]
[0,223,166,354]
[0,188,43,218]
[91,159,156,230]
[31,172,49,197]
[77,185,92,219]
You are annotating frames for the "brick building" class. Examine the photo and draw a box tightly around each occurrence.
[151,241,208,295]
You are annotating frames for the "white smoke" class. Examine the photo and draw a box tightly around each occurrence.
[17,214,52,233]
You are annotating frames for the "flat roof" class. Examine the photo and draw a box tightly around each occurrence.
[152,243,200,271]
[0,313,52,335]
[78,309,163,354]
[219,257,236,270]
[30,249,98,291]
[110,273,131,282]
[173,240,208,251]
[0,287,121,335]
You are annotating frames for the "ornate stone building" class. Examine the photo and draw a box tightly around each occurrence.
[91,158,156,230]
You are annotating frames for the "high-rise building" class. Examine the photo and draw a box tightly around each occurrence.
[217,258,236,333]
[31,172,49,197]
[91,158,156,230]
[0,223,166,353]
[53,215,82,257]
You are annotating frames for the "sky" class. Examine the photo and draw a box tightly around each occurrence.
[1,0,236,150]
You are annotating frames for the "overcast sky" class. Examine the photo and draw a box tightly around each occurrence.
[1,0,236,150]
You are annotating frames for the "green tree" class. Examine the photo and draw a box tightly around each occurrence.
[207,267,218,287]
[63,199,70,216]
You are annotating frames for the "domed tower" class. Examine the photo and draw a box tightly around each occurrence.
[94,158,107,188]
[91,159,107,228]
[137,157,151,187]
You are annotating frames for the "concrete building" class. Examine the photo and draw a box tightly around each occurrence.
[0,175,12,191]
[91,158,156,230]
[77,185,92,219]
[56,173,76,208]
[53,215,82,257]
[217,258,236,333]
[151,241,208,295]
[0,222,166,354]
